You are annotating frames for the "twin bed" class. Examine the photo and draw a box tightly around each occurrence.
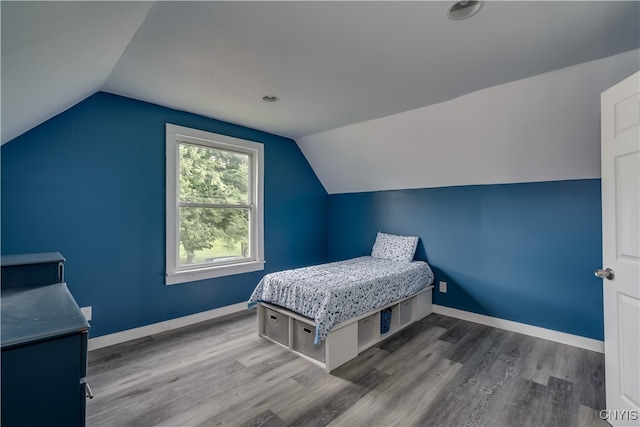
[248,232,435,372]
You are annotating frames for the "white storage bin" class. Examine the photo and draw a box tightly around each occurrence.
[264,308,289,346]
[399,299,413,326]
[358,315,376,349]
[293,320,325,362]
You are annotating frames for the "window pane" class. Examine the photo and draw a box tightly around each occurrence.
[178,207,250,266]
[179,143,249,205]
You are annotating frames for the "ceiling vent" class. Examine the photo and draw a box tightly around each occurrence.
[447,1,484,20]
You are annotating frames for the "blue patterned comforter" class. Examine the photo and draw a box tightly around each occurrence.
[248,256,434,344]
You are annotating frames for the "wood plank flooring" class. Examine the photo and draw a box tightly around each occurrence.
[86,312,608,427]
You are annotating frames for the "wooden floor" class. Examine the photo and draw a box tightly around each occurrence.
[86,311,608,427]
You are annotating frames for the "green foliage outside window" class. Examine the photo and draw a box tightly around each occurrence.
[178,143,250,265]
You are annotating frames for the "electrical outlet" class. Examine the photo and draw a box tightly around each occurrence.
[81,306,92,321]
[439,281,447,293]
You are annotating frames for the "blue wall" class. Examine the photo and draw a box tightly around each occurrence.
[328,180,604,340]
[1,91,605,342]
[1,92,328,337]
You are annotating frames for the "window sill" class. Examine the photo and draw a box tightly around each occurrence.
[166,260,265,285]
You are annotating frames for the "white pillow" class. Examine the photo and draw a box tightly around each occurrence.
[371,232,419,263]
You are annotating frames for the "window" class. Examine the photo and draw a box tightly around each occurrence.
[166,124,264,285]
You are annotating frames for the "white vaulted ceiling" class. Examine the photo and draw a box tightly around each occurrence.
[100,0,640,140]
[2,2,639,193]
[1,1,153,144]
[297,49,639,193]
[0,1,640,194]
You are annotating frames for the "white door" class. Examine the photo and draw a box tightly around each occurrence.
[600,72,640,427]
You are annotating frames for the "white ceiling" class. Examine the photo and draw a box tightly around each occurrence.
[1,1,153,144]
[2,1,639,145]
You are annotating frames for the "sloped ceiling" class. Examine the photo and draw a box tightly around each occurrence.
[1,1,153,144]
[2,1,639,146]
[297,50,639,194]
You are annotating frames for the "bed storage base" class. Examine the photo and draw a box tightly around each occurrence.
[257,286,433,372]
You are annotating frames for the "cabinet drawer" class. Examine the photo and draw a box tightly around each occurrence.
[263,308,289,346]
[293,321,325,362]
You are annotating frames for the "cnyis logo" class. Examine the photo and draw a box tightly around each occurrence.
[599,409,639,421]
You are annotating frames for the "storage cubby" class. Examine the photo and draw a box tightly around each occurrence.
[257,286,433,372]
[380,304,400,337]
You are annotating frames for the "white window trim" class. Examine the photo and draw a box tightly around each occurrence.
[165,124,264,285]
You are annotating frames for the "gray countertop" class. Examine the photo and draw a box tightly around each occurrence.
[1,282,89,348]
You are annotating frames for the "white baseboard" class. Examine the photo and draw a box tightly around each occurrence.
[432,305,604,353]
[88,302,249,351]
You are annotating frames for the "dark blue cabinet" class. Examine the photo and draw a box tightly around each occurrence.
[1,254,89,427]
